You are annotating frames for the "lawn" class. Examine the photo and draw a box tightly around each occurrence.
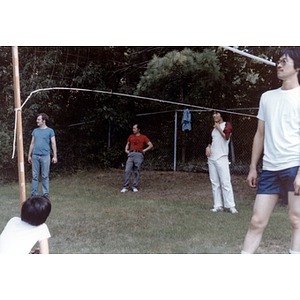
[0,169,293,254]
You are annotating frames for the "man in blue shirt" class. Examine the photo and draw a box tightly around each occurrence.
[28,113,57,198]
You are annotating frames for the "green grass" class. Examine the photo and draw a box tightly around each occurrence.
[0,169,293,253]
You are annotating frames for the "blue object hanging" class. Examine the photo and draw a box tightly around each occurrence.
[182,109,192,131]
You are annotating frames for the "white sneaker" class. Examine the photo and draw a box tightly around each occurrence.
[132,188,138,192]
[121,188,128,193]
[210,207,224,212]
[229,207,239,214]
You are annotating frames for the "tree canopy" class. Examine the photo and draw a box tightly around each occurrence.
[136,48,224,107]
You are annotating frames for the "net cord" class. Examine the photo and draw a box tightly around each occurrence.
[12,87,256,159]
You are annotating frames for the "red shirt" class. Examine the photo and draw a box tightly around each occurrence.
[127,134,150,151]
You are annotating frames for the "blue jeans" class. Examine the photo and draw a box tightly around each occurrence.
[31,154,50,196]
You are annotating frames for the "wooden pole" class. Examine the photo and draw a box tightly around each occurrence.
[12,46,26,207]
[221,46,276,67]
[174,111,177,171]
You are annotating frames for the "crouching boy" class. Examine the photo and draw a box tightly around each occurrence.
[0,195,51,254]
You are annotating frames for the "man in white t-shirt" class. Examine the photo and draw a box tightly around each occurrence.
[242,48,300,254]
[0,195,51,254]
[205,110,238,213]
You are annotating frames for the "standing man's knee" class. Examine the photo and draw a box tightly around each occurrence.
[289,212,300,230]
[249,214,267,232]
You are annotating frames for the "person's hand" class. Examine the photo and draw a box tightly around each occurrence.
[213,122,221,131]
[125,150,130,155]
[247,168,257,188]
[52,157,58,164]
[294,172,300,196]
[28,156,32,164]
[205,146,211,158]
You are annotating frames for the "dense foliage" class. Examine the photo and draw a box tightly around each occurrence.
[0,46,285,180]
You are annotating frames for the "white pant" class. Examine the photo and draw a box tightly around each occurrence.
[208,156,235,209]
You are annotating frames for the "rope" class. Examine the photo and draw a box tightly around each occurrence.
[12,87,257,159]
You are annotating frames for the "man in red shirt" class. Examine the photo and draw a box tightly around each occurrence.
[121,124,153,192]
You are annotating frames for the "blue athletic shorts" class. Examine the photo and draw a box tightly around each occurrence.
[257,166,299,196]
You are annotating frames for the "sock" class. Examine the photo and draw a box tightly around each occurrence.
[241,250,251,254]
[289,249,300,254]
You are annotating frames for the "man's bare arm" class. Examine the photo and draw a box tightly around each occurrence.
[247,119,265,188]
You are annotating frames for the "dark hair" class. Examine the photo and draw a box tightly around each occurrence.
[214,108,227,118]
[135,124,142,131]
[38,113,49,125]
[21,196,51,226]
[279,47,300,82]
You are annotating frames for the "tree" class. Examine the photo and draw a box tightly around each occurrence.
[136,48,224,107]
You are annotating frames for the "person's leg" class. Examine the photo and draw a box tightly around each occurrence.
[242,194,279,253]
[217,156,235,208]
[278,167,300,252]
[288,192,300,252]
[31,154,40,196]
[41,154,51,196]
[132,152,144,189]
[123,154,134,189]
[208,159,223,209]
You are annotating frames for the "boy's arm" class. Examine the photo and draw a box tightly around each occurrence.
[39,238,49,254]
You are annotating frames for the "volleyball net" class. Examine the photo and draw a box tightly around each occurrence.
[6,46,279,187]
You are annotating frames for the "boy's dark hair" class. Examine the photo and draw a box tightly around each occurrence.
[21,196,51,226]
[279,47,300,83]
[135,123,142,131]
[38,113,49,125]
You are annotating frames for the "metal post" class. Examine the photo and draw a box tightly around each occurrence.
[108,120,111,148]
[174,111,177,171]
[229,114,235,164]
[12,46,26,207]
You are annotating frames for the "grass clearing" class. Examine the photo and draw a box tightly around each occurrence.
[0,169,292,253]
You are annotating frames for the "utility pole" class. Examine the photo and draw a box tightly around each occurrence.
[12,46,26,207]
